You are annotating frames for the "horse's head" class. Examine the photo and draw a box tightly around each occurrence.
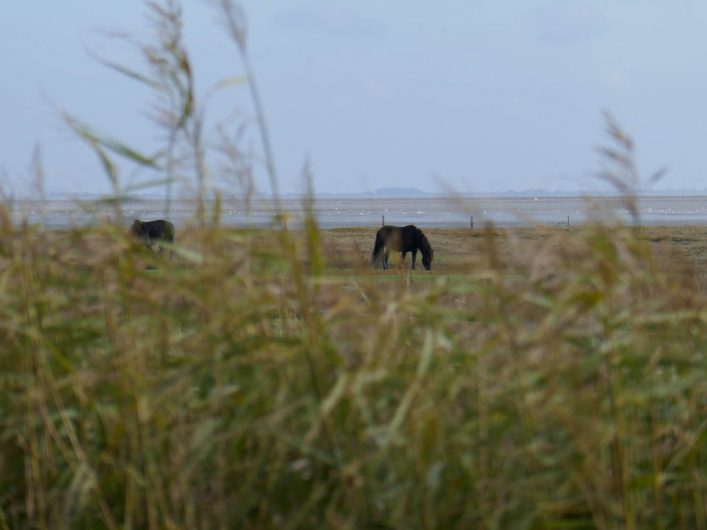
[416,230,434,270]
[422,248,434,270]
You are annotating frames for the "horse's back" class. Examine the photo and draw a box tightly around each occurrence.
[401,225,420,238]
[131,219,175,243]
[377,225,394,237]
[378,225,405,251]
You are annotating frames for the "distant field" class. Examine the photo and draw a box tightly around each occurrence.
[309,225,707,289]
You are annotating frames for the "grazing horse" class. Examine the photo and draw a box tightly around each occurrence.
[371,225,434,270]
[129,219,175,254]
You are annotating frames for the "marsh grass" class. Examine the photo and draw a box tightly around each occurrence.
[1,214,706,529]
[1,1,706,528]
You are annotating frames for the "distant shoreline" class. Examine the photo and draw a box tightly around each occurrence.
[7,195,707,230]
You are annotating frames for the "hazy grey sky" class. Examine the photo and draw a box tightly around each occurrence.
[3,1,707,195]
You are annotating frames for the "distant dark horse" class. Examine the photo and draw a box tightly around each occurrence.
[371,225,434,270]
[130,219,175,255]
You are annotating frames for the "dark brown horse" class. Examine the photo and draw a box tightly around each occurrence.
[130,219,175,254]
[371,225,434,270]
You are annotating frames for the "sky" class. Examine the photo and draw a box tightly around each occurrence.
[3,0,707,196]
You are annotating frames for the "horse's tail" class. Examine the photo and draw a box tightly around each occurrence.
[371,231,385,266]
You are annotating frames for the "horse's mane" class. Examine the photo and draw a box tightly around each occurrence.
[416,227,432,255]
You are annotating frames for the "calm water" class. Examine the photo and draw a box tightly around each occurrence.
[10,196,707,229]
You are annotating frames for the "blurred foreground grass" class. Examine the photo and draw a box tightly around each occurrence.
[1,210,705,529]
[6,0,704,526]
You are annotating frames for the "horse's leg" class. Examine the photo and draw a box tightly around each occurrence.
[384,249,390,270]
[412,249,417,270]
[401,251,407,269]
[371,233,384,268]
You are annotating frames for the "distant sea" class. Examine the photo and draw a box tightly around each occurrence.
[10,195,707,229]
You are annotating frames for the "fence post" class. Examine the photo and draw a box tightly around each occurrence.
[382,215,385,226]
[567,215,570,227]
[470,216,474,229]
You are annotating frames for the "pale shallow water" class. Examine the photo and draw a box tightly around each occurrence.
[10,196,707,229]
